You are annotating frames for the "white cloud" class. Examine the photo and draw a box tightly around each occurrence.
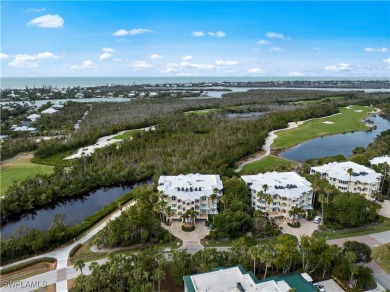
[181,56,192,61]
[113,28,152,36]
[150,54,163,59]
[160,67,177,74]
[289,71,304,76]
[113,29,129,36]
[270,46,283,52]
[0,53,9,59]
[102,47,115,53]
[383,58,390,64]
[364,47,388,53]
[192,31,205,37]
[8,52,59,67]
[99,53,112,60]
[215,60,239,66]
[129,28,153,35]
[28,14,64,28]
[129,61,153,69]
[179,61,215,70]
[112,58,122,62]
[176,72,199,77]
[265,32,290,40]
[257,39,271,45]
[24,8,46,13]
[248,68,264,74]
[324,63,352,72]
[207,31,226,38]
[71,60,96,69]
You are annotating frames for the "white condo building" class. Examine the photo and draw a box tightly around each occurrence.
[370,156,390,167]
[157,174,223,220]
[310,161,382,199]
[241,172,313,221]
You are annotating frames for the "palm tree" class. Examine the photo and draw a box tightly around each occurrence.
[188,208,197,225]
[248,245,261,274]
[180,211,190,226]
[74,259,85,275]
[318,194,325,224]
[260,246,274,279]
[210,190,218,223]
[347,167,354,190]
[288,207,305,224]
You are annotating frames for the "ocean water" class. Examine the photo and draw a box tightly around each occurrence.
[1,76,389,89]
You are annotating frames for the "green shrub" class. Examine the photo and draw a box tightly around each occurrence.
[182,225,195,232]
[0,257,56,275]
[287,222,301,228]
[69,243,82,258]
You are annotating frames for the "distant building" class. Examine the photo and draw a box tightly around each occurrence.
[12,126,37,133]
[310,161,382,200]
[52,104,64,109]
[157,174,223,220]
[75,92,84,98]
[183,266,316,292]
[370,156,390,167]
[241,172,313,221]
[27,114,41,122]
[41,108,58,114]
[149,92,159,97]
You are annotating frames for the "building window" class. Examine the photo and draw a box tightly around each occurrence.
[201,210,207,214]
[172,204,176,208]
[202,203,207,208]
[202,196,207,201]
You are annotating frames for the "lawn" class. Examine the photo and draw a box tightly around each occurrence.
[272,106,373,149]
[313,218,390,240]
[112,129,144,140]
[372,244,390,274]
[184,108,219,115]
[0,261,55,284]
[295,96,344,105]
[240,155,297,174]
[1,153,53,196]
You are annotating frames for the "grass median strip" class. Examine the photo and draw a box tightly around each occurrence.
[272,105,373,150]
[372,244,390,274]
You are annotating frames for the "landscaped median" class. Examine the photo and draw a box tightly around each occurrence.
[372,243,390,274]
[272,105,374,150]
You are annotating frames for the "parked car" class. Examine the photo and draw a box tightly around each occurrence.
[313,216,322,224]
[313,283,325,292]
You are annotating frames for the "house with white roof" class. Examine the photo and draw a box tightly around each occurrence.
[41,108,58,114]
[183,266,316,292]
[241,172,313,221]
[310,161,382,200]
[27,114,41,122]
[157,173,223,220]
[370,156,390,167]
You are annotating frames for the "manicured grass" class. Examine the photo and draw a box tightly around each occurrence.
[240,155,297,174]
[1,153,53,196]
[184,108,219,115]
[112,129,143,140]
[0,261,55,284]
[272,106,373,149]
[295,96,344,105]
[200,238,234,247]
[313,217,390,240]
[372,244,390,274]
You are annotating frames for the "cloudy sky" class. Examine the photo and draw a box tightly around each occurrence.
[1,1,389,77]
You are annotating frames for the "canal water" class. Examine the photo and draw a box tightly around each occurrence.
[279,114,390,162]
[1,181,150,237]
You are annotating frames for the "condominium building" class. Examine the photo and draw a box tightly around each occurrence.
[157,173,223,220]
[241,172,313,221]
[370,156,390,167]
[183,266,316,292]
[310,161,382,200]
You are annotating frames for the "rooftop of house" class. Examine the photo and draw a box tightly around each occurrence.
[183,266,316,292]
[370,156,390,166]
[41,108,58,114]
[241,172,312,199]
[157,173,223,201]
[311,161,382,183]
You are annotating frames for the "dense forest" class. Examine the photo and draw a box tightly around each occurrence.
[1,104,338,220]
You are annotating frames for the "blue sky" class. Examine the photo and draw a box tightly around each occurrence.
[1,1,389,77]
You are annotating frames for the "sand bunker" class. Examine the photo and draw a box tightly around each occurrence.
[354,110,363,112]
[322,121,334,124]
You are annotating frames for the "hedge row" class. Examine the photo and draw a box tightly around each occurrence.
[69,243,82,258]
[182,225,195,232]
[0,257,56,275]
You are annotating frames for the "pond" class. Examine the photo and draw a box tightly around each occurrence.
[1,181,150,237]
[279,114,390,162]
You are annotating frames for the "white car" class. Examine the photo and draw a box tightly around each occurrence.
[313,216,322,224]
[313,283,325,292]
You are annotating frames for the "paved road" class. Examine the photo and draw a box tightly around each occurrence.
[1,200,136,292]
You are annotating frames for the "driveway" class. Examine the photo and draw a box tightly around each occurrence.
[327,231,390,248]
[279,218,319,240]
[162,221,209,254]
